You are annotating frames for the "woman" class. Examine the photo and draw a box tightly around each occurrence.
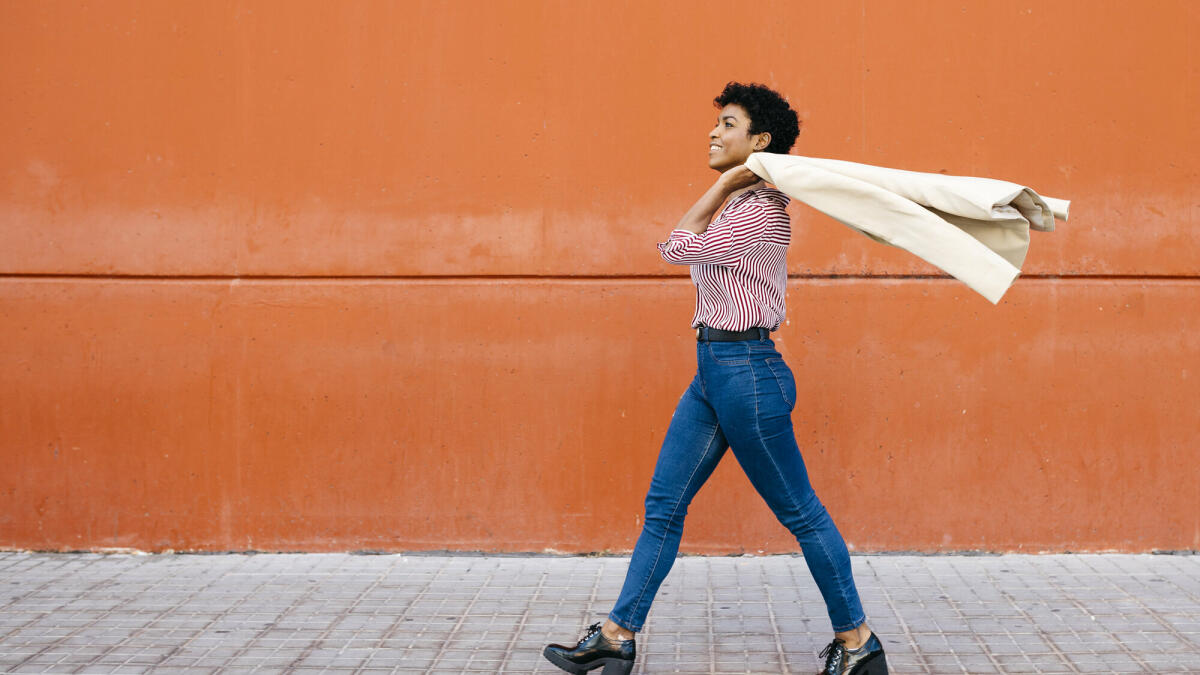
[543,82,888,675]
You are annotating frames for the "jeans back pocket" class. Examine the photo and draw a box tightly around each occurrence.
[764,357,796,408]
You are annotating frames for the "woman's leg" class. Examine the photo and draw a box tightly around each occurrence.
[607,372,729,634]
[702,343,866,634]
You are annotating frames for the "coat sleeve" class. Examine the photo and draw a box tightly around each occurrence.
[657,196,782,267]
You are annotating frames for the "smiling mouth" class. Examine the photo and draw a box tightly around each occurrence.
[709,144,721,151]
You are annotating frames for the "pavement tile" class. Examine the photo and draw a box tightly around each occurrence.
[0,552,1198,673]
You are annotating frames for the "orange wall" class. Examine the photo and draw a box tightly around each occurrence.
[2,1,1197,553]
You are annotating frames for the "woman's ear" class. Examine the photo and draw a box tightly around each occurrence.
[753,132,772,152]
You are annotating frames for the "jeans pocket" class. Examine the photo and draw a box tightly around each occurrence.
[706,342,750,365]
[764,357,796,408]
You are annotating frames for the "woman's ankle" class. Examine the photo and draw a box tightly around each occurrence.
[834,622,871,650]
[602,618,635,641]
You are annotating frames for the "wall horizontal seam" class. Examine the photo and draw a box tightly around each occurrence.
[1,274,1199,282]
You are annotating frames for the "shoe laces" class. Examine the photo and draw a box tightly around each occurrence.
[818,637,846,674]
[578,622,603,647]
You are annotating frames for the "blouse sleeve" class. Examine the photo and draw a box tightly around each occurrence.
[657,195,784,267]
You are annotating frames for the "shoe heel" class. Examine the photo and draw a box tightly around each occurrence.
[600,658,634,675]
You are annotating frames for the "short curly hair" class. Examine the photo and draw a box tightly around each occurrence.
[713,81,800,154]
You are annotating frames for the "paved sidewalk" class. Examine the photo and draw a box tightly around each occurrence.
[0,552,1197,674]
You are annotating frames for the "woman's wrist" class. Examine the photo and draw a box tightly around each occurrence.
[713,173,741,195]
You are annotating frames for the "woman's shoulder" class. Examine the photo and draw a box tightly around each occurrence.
[718,184,790,224]
[752,185,790,207]
[730,185,789,214]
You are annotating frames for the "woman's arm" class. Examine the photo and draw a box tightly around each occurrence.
[674,166,763,234]
[658,165,784,267]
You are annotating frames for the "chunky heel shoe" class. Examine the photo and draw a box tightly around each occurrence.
[543,622,636,674]
[818,632,888,675]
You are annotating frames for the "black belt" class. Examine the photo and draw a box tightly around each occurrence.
[696,325,771,342]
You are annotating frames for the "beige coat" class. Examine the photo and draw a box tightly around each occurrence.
[743,152,1070,304]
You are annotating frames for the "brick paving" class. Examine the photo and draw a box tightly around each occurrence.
[0,552,1197,673]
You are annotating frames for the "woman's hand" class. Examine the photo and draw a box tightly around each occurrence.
[717,165,761,192]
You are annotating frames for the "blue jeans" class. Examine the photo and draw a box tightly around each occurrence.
[608,336,866,633]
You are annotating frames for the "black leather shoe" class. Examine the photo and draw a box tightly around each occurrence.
[818,632,888,674]
[543,622,636,674]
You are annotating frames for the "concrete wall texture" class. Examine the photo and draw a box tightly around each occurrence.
[2,1,1197,554]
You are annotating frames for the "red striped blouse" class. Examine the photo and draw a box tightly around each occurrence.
[657,186,791,331]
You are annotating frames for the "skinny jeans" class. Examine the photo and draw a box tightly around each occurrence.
[608,336,866,633]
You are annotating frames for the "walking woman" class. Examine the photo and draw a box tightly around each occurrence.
[542,82,887,675]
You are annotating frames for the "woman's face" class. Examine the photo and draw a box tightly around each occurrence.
[708,103,769,172]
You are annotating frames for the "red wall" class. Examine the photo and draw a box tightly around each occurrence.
[2,1,1197,552]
